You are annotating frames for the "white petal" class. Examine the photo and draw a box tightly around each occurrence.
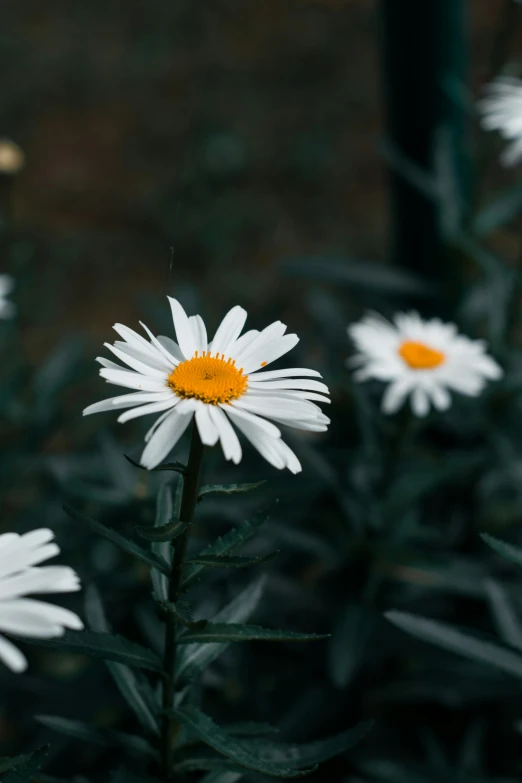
[271,439,302,474]
[104,343,166,378]
[236,395,321,421]
[226,415,286,470]
[96,357,122,370]
[0,599,83,637]
[0,634,27,672]
[232,321,287,365]
[248,367,321,380]
[189,315,208,354]
[140,322,181,366]
[118,397,178,423]
[100,368,168,392]
[381,379,413,415]
[140,410,194,469]
[0,566,81,600]
[227,329,260,358]
[195,403,220,446]
[156,335,185,362]
[411,387,430,417]
[208,406,242,464]
[211,305,248,357]
[430,384,451,411]
[241,334,299,374]
[248,379,329,394]
[83,392,170,416]
[225,404,281,438]
[113,341,171,372]
[168,298,199,359]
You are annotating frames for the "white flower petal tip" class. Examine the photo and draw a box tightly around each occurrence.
[347,310,502,418]
[478,77,522,167]
[0,274,15,320]
[0,530,82,672]
[86,298,330,472]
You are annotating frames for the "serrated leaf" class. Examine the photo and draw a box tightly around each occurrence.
[64,504,169,576]
[198,482,266,500]
[386,610,522,679]
[185,553,278,569]
[240,721,373,766]
[169,707,316,778]
[182,505,275,589]
[159,600,208,630]
[86,585,160,736]
[18,629,162,672]
[177,623,328,644]
[136,518,190,542]
[124,454,185,475]
[177,577,265,678]
[35,715,156,759]
[3,746,49,783]
[481,533,522,569]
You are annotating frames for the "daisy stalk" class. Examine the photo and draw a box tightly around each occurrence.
[161,422,204,777]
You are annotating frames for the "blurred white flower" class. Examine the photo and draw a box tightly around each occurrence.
[0,139,25,175]
[0,529,83,672]
[478,76,522,166]
[0,275,15,319]
[348,311,502,417]
[84,297,330,473]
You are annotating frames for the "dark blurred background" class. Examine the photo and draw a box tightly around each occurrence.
[4,2,522,782]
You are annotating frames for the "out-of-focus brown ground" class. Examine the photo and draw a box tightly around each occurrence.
[0,0,514,358]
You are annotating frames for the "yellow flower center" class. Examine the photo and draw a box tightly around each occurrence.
[398,340,445,370]
[167,352,248,404]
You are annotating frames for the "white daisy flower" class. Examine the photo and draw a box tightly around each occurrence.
[478,77,522,166]
[0,529,83,673]
[0,275,15,319]
[348,311,502,417]
[83,298,330,473]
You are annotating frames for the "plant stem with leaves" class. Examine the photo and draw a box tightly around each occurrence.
[161,424,204,780]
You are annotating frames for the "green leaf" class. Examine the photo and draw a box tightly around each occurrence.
[481,533,522,569]
[198,482,266,501]
[109,771,162,783]
[18,629,163,672]
[182,504,276,589]
[124,454,185,475]
[200,772,244,783]
[168,707,317,778]
[150,482,177,602]
[177,623,329,644]
[240,721,373,766]
[0,755,34,775]
[3,746,49,783]
[472,183,522,237]
[485,580,522,651]
[328,605,375,689]
[185,553,278,569]
[224,722,278,738]
[177,577,265,677]
[35,715,156,759]
[64,504,169,576]
[386,610,522,679]
[86,585,160,736]
[159,600,208,630]
[136,518,190,542]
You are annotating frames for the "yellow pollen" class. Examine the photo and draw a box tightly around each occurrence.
[260,361,268,367]
[167,353,248,404]
[398,340,445,370]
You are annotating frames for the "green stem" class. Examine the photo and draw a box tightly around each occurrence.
[161,423,204,780]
